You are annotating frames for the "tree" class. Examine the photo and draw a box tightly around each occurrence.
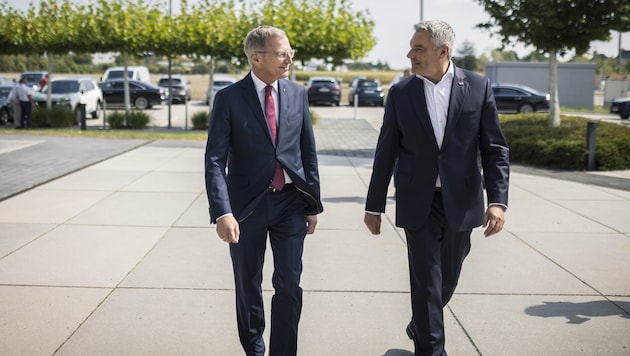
[476,0,625,127]
[453,40,478,71]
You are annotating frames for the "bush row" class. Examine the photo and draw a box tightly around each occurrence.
[500,114,630,171]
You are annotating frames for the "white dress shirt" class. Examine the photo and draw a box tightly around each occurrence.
[416,61,454,187]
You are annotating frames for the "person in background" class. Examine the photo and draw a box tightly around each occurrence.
[16,77,34,129]
[39,74,48,89]
[364,20,510,355]
[204,25,323,356]
[7,79,21,128]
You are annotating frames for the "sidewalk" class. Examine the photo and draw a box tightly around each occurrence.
[0,114,629,355]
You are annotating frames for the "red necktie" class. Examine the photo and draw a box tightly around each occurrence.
[265,85,285,191]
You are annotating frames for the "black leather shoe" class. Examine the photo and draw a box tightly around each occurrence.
[405,321,414,340]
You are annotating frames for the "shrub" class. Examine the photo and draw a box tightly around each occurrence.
[191,110,209,130]
[500,113,630,171]
[106,110,150,129]
[31,105,74,128]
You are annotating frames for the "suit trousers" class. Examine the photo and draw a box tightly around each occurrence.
[229,185,307,356]
[404,190,472,356]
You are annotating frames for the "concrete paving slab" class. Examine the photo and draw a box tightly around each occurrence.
[86,146,184,172]
[0,190,111,224]
[55,288,243,356]
[120,227,232,290]
[0,225,167,287]
[67,191,198,227]
[0,285,110,356]
[301,229,409,292]
[518,232,630,296]
[554,199,630,233]
[511,174,626,201]
[173,193,213,227]
[320,174,369,198]
[120,171,205,193]
[503,185,615,233]
[0,223,55,257]
[37,169,147,191]
[449,294,630,356]
[457,230,596,295]
[153,147,206,173]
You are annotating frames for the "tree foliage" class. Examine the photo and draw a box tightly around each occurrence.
[0,0,375,67]
[475,0,629,127]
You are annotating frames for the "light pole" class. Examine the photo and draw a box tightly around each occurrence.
[419,0,423,21]
[167,0,172,128]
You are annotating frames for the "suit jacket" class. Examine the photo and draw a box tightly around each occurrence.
[365,66,509,231]
[205,73,323,223]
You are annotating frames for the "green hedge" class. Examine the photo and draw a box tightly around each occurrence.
[500,114,630,171]
[106,110,150,129]
[31,106,75,128]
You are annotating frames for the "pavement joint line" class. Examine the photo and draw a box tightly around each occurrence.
[511,232,613,298]
[447,305,483,356]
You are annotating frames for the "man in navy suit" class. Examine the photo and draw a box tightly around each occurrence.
[205,26,323,356]
[364,20,510,355]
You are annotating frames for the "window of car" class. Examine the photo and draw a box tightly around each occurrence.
[50,81,80,94]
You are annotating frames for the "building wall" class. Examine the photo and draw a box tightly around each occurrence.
[485,62,596,109]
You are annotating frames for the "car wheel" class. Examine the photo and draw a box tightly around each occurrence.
[91,101,102,119]
[134,96,149,110]
[621,114,629,120]
[0,108,8,125]
[518,103,534,113]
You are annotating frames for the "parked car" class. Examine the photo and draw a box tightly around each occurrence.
[101,66,150,83]
[206,75,238,105]
[19,71,48,92]
[610,97,630,119]
[349,78,384,107]
[0,76,12,85]
[98,79,166,110]
[0,84,14,125]
[491,83,550,113]
[33,77,103,122]
[306,76,341,106]
[157,75,191,103]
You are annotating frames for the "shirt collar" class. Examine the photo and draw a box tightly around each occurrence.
[416,60,455,86]
[251,72,278,93]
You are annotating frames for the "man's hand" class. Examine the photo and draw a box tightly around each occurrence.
[364,213,382,235]
[216,215,240,243]
[482,205,506,237]
[306,215,318,234]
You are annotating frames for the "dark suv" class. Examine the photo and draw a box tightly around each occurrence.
[349,78,384,107]
[306,76,341,106]
[491,83,550,113]
[157,75,191,103]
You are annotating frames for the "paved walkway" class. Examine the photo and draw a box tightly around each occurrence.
[0,110,629,355]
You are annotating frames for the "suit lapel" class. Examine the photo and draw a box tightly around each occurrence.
[277,79,289,145]
[442,67,467,149]
[241,73,275,146]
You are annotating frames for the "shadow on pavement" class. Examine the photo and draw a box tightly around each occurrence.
[525,300,630,324]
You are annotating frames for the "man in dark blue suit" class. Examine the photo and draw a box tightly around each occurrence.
[205,26,323,356]
[364,20,510,355]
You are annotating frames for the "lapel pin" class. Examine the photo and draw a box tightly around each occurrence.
[458,81,464,86]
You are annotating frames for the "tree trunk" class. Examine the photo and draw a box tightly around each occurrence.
[548,49,560,127]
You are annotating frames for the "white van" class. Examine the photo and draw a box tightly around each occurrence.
[102,66,150,83]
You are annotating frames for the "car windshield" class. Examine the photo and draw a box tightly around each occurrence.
[22,74,43,82]
[312,80,335,86]
[360,81,378,88]
[49,81,80,94]
[108,70,134,80]
[158,78,182,86]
